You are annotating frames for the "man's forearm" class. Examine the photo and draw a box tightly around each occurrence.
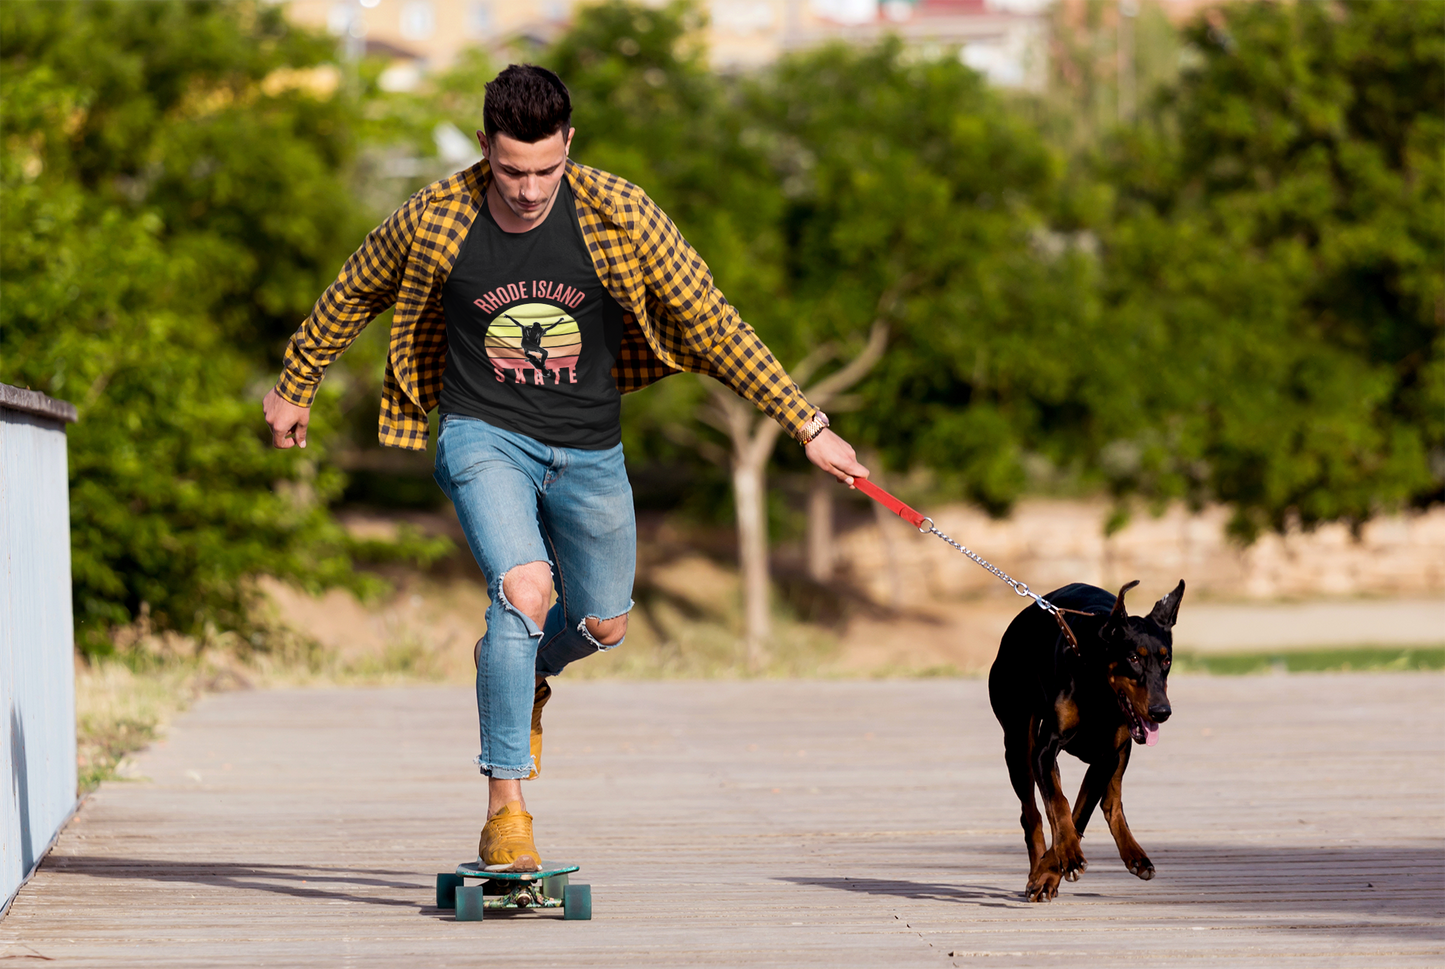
[695,320,816,441]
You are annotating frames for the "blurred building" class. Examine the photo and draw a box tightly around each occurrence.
[281,0,1054,90]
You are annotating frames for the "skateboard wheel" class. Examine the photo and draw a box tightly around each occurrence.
[562,883,591,920]
[436,873,465,909]
[456,884,486,922]
[541,873,569,899]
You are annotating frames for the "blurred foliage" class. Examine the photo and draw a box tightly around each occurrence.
[0,0,368,359]
[1094,0,1443,538]
[742,38,1092,514]
[2,0,1440,654]
[0,0,446,654]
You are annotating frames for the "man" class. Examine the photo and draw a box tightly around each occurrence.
[262,65,867,871]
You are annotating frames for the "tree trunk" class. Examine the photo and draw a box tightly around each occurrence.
[807,468,834,583]
[698,307,898,670]
[733,455,771,670]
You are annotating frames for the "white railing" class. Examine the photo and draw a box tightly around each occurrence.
[1,383,79,913]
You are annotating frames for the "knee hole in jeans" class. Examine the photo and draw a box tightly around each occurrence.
[584,613,628,646]
[500,561,552,630]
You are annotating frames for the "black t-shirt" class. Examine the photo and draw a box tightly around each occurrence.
[439,178,625,449]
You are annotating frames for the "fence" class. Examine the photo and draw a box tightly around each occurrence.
[1,384,79,913]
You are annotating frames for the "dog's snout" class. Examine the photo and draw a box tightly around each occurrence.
[1148,704,1171,723]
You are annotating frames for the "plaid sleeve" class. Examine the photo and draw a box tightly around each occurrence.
[625,192,816,441]
[275,190,426,407]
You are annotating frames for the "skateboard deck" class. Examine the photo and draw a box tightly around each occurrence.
[436,861,590,921]
[456,861,579,880]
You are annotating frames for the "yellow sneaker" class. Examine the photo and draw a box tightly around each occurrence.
[526,678,551,780]
[478,801,540,872]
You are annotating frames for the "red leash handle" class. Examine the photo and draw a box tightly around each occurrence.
[853,477,931,531]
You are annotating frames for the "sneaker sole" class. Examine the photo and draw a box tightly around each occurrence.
[483,856,539,873]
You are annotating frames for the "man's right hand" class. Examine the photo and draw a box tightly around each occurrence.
[263,387,310,449]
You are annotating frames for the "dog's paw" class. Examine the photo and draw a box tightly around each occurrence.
[1126,856,1155,881]
[1054,844,1087,882]
[1025,878,1058,903]
[1026,865,1062,902]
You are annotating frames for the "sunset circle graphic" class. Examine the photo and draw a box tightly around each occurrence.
[484,301,582,382]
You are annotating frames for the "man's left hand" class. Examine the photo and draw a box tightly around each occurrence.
[805,429,869,486]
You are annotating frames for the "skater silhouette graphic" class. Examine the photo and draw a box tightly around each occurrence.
[508,314,568,373]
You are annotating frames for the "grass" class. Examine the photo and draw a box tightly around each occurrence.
[76,659,206,793]
[1174,645,1445,675]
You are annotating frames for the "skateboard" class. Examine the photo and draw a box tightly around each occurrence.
[435,862,591,921]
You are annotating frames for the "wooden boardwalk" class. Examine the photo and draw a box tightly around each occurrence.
[3,674,1442,967]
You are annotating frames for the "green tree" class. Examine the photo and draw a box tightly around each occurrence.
[2,0,366,356]
[0,1,431,652]
[1095,0,1443,537]
[746,38,1096,515]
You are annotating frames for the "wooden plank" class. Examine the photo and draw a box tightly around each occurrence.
[1,674,1442,967]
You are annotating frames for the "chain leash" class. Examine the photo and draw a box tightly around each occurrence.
[850,477,1091,653]
[912,516,1052,612]
[914,516,1090,654]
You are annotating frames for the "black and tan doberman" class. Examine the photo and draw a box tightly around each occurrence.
[988,579,1185,902]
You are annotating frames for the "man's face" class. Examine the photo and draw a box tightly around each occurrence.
[477,127,574,226]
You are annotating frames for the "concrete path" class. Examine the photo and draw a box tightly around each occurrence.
[3,675,1443,967]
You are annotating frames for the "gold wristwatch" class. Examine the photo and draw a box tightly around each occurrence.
[798,410,830,445]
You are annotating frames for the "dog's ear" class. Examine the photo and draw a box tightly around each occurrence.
[1101,580,1140,640]
[1109,580,1140,621]
[1148,579,1186,630]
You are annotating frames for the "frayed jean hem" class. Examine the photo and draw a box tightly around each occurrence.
[476,754,535,779]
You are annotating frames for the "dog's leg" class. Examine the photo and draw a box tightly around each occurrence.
[1072,756,1118,836]
[1101,737,1154,880]
[1027,731,1087,901]
[1004,729,1046,877]
[1042,761,1087,882]
[1034,736,1086,901]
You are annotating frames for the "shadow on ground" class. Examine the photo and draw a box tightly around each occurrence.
[44,857,424,909]
[43,843,1445,934]
[779,875,1020,909]
[780,843,1445,930]
[40,856,574,921]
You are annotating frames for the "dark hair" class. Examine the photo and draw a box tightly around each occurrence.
[483,64,572,143]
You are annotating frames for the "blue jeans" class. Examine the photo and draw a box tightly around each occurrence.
[433,414,636,779]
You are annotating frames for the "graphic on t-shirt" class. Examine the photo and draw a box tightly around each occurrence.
[483,301,582,385]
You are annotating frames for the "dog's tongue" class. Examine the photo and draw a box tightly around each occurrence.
[1143,720,1160,746]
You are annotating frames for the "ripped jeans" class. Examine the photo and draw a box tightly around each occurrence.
[434,414,635,779]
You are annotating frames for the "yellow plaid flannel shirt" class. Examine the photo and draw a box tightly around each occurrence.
[277,159,815,450]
